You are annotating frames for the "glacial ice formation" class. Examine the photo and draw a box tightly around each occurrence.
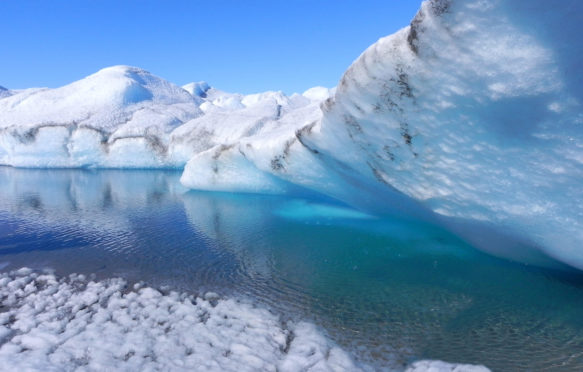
[181,0,583,269]
[305,0,583,269]
[0,66,330,169]
[0,66,200,168]
[0,0,582,268]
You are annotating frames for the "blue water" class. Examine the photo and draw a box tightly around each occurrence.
[1,167,582,370]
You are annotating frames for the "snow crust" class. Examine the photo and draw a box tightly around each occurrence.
[406,360,490,372]
[0,268,361,371]
[0,269,489,371]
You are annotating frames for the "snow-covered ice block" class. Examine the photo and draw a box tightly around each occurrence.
[182,0,583,269]
[302,0,583,268]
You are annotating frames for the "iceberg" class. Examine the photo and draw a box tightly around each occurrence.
[1,0,581,269]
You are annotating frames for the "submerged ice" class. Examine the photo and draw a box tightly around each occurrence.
[1,0,582,270]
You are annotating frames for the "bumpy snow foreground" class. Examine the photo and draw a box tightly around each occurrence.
[1,0,582,268]
[0,269,489,372]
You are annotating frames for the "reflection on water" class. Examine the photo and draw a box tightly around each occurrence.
[0,167,582,370]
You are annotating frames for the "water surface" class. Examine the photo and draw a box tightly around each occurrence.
[1,167,582,370]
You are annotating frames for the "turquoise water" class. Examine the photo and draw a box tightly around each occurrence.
[0,167,582,370]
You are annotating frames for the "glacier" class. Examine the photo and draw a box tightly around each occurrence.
[1,0,582,271]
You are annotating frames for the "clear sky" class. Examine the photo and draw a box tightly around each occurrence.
[1,1,420,94]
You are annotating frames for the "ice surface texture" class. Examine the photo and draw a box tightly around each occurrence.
[1,0,582,268]
[0,269,489,372]
[306,0,583,269]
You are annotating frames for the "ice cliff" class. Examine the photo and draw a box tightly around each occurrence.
[1,0,581,269]
[183,0,583,270]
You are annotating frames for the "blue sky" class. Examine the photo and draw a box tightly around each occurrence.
[1,1,420,94]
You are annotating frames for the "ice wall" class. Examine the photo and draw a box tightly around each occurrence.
[181,0,583,269]
[306,0,583,268]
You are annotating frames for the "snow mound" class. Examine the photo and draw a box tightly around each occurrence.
[0,66,198,130]
[303,86,334,102]
[0,66,203,168]
[183,81,211,97]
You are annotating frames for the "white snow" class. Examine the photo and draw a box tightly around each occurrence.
[0,268,489,372]
[406,360,490,372]
[0,268,360,371]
